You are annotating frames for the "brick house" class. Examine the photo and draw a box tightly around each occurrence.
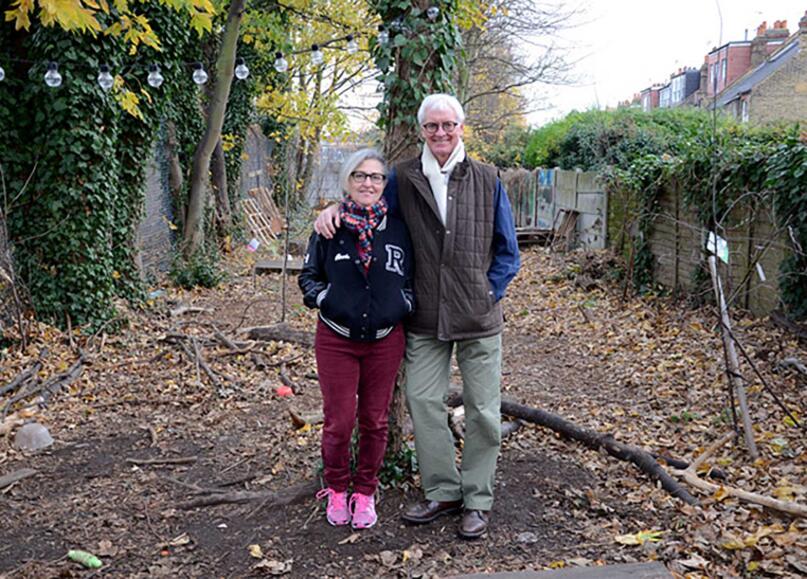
[640,85,662,111]
[703,20,791,98]
[715,12,807,124]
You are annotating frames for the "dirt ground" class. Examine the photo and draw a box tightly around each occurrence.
[1,247,805,578]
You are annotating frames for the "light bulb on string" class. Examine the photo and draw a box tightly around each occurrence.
[427,6,440,21]
[192,62,208,85]
[311,45,324,66]
[273,52,289,73]
[234,57,249,80]
[378,25,389,46]
[346,35,358,54]
[44,62,62,88]
[147,64,164,88]
[0,65,5,82]
[97,64,114,91]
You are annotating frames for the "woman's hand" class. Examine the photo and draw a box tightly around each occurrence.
[314,204,341,238]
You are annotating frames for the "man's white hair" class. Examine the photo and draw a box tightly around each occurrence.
[417,93,465,125]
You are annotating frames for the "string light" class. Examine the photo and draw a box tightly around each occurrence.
[273,52,289,73]
[147,64,164,88]
[311,44,323,65]
[346,35,358,54]
[235,57,249,80]
[3,20,435,88]
[97,64,114,91]
[44,62,62,88]
[192,62,208,85]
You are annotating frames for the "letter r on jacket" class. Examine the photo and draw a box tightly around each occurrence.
[385,245,405,277]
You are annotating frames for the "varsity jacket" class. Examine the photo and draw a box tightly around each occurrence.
[299,215,415,342]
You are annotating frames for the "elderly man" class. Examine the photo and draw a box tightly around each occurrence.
[315,93,519,539]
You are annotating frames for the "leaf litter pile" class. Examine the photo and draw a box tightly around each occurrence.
[0,246,805,577]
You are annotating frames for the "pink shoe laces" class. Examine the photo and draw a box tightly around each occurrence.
[316,488,350,526]
[349,492,377,529]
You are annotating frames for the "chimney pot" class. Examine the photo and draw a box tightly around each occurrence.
[757,21,768,37]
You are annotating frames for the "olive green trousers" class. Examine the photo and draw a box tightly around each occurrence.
[404,332,502,511]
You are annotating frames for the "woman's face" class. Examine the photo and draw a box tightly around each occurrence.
[347,159,386,207]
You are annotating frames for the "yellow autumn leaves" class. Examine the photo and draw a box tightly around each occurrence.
[4,0,214,49]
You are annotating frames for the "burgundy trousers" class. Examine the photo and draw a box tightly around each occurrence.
[315,320,405,495]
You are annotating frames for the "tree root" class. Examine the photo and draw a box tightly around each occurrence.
[175,479,319,511]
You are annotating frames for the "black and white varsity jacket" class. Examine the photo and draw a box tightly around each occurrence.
[298,215,415,342]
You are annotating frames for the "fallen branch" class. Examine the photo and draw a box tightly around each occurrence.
[279,363,300,394]
[289,408,323,429]
[2,355,84,418]
[671,432,806,518]
[776,357,807,376]
[126,456,198,466]
[0,362,42,398]
[170,304,213,317]
[447,393,698,505]
[239,323,314,348]
[40,355,84,405]
[0,468,37,490]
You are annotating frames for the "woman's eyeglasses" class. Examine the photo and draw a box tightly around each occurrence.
[421,121,460,135]
[349,171,387,184]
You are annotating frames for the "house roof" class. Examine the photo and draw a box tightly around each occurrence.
[715,38,800,106]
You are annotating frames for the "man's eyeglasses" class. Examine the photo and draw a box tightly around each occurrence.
[421,121,460,135]
[349,171,386,184]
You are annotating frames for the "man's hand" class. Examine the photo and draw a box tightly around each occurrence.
[314,204,341,238]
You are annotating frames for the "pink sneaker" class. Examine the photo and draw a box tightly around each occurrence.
[349,492,377,529]
[316,488,350,526]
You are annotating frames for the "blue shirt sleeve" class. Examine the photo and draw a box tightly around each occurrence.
[383,168,400,218]
[488,178,520,301]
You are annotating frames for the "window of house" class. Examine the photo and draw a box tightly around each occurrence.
[741,99,749,123]
[721,59,727,83]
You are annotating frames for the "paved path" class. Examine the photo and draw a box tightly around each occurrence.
[450,562,671,579]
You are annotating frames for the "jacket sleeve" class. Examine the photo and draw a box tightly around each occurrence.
[487,178,521,301]
[384,168,400,218]
[298,231,328,309]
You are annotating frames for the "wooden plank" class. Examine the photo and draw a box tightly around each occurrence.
[452,561,672,578]
[254,259,304,274]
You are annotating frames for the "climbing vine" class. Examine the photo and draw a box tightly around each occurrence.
[542,109,807,318]
[0,4,206,328]
[372,0,465,160]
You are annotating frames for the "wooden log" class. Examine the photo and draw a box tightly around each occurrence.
[499,399,698,505]
[448,393,697,505]
[240,324,314,348]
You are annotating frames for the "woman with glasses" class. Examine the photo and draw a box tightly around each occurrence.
[299,148,414,530]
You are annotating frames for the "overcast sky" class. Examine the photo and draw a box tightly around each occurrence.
[526,0,807,125]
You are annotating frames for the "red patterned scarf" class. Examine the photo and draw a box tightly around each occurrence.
[339,197,388,271]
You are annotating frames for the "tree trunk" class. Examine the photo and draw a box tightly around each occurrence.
[211,138,232,234]
[165,121,185,217]
[182,0,246,257]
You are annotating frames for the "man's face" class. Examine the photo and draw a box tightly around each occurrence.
[420,107,464,166]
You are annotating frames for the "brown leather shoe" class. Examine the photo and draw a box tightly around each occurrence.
[458,509,489,539]
[401,499,463,524]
